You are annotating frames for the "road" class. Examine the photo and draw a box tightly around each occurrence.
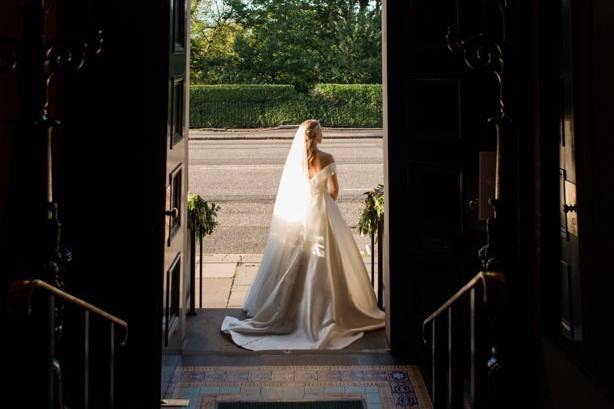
[188,131,384,255]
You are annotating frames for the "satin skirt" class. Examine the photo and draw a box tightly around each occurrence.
[221,191,385,351]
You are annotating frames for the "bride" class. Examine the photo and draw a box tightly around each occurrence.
[221,119,385,350]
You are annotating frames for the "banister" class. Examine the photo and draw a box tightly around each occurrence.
[422,271,507,408]
[7,279,128,346]
[423,271,506,329]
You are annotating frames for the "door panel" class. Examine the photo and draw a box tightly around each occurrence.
[170,76,185,148]
[403,78,462,141]
[162,0,189,391]
[384,0,499,353]
[558,0,581,339]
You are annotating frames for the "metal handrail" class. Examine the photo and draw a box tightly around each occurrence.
[8,279,128,346]
[423,271,505,330]
[422,271,506,408]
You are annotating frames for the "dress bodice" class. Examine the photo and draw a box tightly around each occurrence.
[309,162,336,194]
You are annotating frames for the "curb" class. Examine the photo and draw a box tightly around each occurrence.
[193,126,298,132]
[188,135,383,140]
[188,127,384,140]
[191,126,382,132]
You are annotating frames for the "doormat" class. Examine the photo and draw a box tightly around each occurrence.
[165,365,432,409]
[218,400,364,409]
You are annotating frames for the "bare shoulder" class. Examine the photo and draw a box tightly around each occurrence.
[317,150,335,165]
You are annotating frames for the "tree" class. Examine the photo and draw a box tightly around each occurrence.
[190,0,382,90]
[190,0,243,84]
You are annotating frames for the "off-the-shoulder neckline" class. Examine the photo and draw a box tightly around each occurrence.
[308,161,335,180]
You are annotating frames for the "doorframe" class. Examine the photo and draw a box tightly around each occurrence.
[171,2,396,355]
[381,0,393,348]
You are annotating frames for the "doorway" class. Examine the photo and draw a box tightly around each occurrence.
[173,0,389,360]
[160,1,394,402]
[0,0,505,406]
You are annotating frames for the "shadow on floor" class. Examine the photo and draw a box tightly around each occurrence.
[181,308,390,359]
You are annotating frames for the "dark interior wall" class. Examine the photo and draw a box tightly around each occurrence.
[504,0,542,405]
[0,1,64,406]
[381,0,419,356]
[0,0,19,254]
[1,0,170,408]
[60,0,170,407]
[0,3,22,280]
[564,0,614,402]
[534,0,614,407]
[1,0,48,297]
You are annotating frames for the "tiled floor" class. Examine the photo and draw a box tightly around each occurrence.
[161,310,430,409]
[164,365,431,409]
[166,254,417,409]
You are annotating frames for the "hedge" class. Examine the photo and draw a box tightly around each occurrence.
[189,84,382,128]
[311,84,382,128]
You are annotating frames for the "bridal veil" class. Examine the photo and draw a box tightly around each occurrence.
[242,124,312,316]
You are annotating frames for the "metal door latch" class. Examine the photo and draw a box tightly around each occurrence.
[165,207,179,218]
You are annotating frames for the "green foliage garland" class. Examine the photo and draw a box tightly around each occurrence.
[187,193,221,242]
[357,184,384,243]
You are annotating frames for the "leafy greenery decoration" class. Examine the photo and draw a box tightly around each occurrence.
[357,183,384,243]
[187,192,221,242]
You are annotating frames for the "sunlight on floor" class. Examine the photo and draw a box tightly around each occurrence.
[194,254,380,309]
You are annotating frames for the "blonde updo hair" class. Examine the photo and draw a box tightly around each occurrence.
[302,119,321,165]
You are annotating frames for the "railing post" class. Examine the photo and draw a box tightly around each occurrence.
[448,305,464,409]
[51,359,64,409]
[199,237,203,309]
[432,317,448,408]
[431,321,437,407]
[48,294,55,409]
[447,308,453,409]
[470,286,488,409]
[469,288,476,407]
[377,214,384,309]
[84,310,90,409]
[188,211,196,315]
[370,230,375,286]
[109,322,115,409]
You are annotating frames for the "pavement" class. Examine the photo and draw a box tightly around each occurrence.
[193,253,380,309]
[189,135,383,254]
[189,126,383,140]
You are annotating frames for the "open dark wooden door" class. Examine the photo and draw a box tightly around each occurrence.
[161,0,190,391]
[383,0,505,353]
[556,0,582,342]
[1,0,192,406]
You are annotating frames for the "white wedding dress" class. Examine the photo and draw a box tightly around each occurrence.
[221,126,385,351]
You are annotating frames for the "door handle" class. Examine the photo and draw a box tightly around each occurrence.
[165,207,179,218]
[563,204,577,213]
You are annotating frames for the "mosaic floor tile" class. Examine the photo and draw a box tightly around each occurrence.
[164,365,431,409]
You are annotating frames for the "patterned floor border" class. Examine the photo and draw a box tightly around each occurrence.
[166,365,432,409]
